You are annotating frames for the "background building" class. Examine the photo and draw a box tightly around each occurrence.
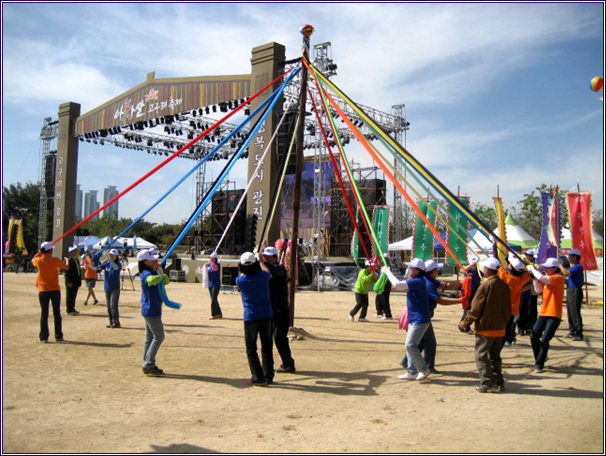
[103,185,119,218]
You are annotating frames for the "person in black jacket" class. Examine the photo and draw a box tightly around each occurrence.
[260,247,296,373]
[64,246,82,316]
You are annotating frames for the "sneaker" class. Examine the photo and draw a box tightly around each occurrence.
[534,367,544,373]
[39,339,48,343]
[246,380,267,386]
[397,372,417,380]
[504,341,511,347]
[381,316,393,320]
[348,314,354,322]
[572,336,584,341]
[475,385,489,393]
[55,338,65,342]
[276,365,296,373]
[209,315,223,320]
[497,382,505,392]
[83,301,88,306]
[429,367,440,374]
[143,366,164,375]
[565,333,574,339]
[67,311,80,316]
[93,300,99,305]
[416,370,431,381]
[374,314,383,318]
[112,323,121,328]
[358,318,370,322]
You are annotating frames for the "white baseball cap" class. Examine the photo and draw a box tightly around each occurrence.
[364,260,377,268]
[383,252,390,258]
[405,258,426,271]
[542,257,560,268]
[68,245,79,253]
[40,241,54,250]
[108,249,119,257]
[524,249,537,257]
[568,248,581,257]
[210,252,218,258]
[481,257,502,271]
[509,256,526,271]
[137,249,159,262]
[424,260,444,272]
[240,252,257,265]
[262,246,278,256]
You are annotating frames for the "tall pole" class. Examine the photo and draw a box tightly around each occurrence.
[288,24,314,327]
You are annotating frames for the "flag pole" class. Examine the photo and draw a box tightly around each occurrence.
[288,24,314,327]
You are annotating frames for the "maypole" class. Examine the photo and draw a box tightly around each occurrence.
[288,24,314,327]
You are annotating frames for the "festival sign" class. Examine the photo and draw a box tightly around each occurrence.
[566,191,598,270]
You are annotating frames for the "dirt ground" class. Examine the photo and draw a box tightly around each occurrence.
[2,271,604,454]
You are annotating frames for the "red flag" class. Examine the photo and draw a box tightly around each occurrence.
[566,191,598,270]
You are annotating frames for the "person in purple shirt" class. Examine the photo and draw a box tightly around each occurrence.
[559,249,585,341]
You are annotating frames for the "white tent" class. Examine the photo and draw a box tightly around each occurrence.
[494,214,538,249]
[93,236,157,251]
[388,237,412,251]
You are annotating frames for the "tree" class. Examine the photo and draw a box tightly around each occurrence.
[469,202,498,231]
[511,185,568,240]
[593,209,603,235]
[3,182,48,255]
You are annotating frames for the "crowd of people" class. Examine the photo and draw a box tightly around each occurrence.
[31,239,586,391]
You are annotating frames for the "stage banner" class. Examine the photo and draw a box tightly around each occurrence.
[493,197,507,265]
[413,199,437,261]
[372,206,390,259]
[566,191,598,270]
[446,198,469,266]
[537,191,560,265]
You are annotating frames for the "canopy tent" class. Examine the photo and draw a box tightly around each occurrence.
[494,214,539,249]
[74,236,102,251]
[92,236,157,251]
[560,227,603,250]
[388,232,447,252]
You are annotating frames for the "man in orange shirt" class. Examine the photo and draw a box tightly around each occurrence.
[31,241,69,343]
[498,254,531,346]
[459,257,511,393]
[527,258,565,373]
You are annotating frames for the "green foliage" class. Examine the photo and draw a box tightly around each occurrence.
[469,202,498,230]
[593,209,603,235]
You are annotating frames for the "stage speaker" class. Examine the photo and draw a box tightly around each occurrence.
[44,153,57,198]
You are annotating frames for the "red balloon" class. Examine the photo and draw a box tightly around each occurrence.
[590,76,603,92]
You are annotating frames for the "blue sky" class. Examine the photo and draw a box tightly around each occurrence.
[2,2,604,227]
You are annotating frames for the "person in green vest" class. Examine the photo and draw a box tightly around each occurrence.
[349,260,379,322]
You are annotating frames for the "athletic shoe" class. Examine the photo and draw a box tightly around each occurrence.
[374,314,383,318]
[358,318,370,322]
[246,380,267,386]
[67,311,80,316]
[572,336,584,341]
[55,338,65,342]
[143,366,164,375]
[416,370,431,381]
[381,316,393,320]
[397,372,417,380]
[534,367,544,373]
[209,315,223,320]
[276,365,296,373]
[348,314,354,322]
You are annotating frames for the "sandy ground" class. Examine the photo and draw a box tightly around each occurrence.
[2,271,604,454]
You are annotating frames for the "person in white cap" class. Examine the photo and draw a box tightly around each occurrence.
[260,246,296,374]
[527,257,565,372]
[383,258,432,381]
[518,249,539,336]
[31,241,69,342]
[138,249,169,375]
[236,252,274,386]
[348,260,379,322]
[64,245,82,316]
[459,257,511,392]
[374,253,393,320]
[204,252,223,319]
[497,253,532,347]
[559,248,584,341]
[81,252,100,306]
[100,249,122,328]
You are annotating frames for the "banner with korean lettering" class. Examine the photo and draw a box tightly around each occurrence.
[413,199,437,260]
[537,191,560,265]
[566,191,598,270]
[372,206,390,258]
[446,198,469,265]
[493,197,507,265]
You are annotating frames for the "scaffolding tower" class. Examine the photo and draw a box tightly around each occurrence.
[38,117,59,245]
